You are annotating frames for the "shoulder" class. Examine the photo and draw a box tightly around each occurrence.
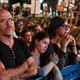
[45,42,56,54]
[14,38,30,53]
[14,38,28,47]
[14,38,32,58]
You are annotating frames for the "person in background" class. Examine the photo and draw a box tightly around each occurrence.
[2,3,8,10]
[0,9,37,80]
[22,29,32,47]
[41,16,78,70]
[32,24,43,36]
[69,27,80,61]
[15,19,25,39]
[30,31,62,80]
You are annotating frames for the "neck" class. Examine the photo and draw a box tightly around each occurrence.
[31,48,40,59]
[0,35,14,48]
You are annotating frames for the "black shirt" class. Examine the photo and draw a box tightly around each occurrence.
[41,42,77,70]
[0,38,31,68]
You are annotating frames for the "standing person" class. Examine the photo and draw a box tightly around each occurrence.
[30,31,62,80]
[0,9,37,80]
[69,27,80,61]
[32,24,43,36]
[2,3,8,10]
[22,29,32,47]
[15,19,25,39]
[41,16,78,70]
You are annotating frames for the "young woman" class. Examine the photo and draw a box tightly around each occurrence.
[30,31,62,80]
[41,16,78,70]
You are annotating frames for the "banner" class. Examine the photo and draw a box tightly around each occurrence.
[31,0,40,14]
[0,0,8,3]
[12,3,20,17]
[23,3,31,8]
[58,0,68,7]
[12,3,20,9]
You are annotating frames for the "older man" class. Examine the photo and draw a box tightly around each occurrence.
[0,9,37,80]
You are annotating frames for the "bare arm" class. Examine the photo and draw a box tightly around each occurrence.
[16,56,37,80]
[0,61,28,80]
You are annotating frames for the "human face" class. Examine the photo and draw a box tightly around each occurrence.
[35,25,42,34]
[24,31,32,43]
[0,10,15,37]
[56,21,70,37]
[17,21,24,31]
[36,37,50,54]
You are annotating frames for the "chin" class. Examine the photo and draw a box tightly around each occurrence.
[5,32,14,37]
[41,51,43,53]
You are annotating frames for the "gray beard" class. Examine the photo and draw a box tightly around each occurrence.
[3,31,14,37]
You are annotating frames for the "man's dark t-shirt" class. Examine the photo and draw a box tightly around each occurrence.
[0,38,31,68]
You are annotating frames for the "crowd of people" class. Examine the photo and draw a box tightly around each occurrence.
[0,9,80,80]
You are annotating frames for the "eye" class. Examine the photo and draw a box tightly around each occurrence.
[2,19,7,23]
[0,19,7,23]
[9,18,14,22]
[18,23,21,26]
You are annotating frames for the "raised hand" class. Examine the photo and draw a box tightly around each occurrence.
[60,35,73,47]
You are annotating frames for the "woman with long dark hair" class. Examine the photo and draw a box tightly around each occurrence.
[30,31,62,80]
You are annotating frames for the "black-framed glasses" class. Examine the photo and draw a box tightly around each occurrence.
[0,18,14,24]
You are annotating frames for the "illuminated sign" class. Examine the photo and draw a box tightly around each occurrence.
[57,5,64,11]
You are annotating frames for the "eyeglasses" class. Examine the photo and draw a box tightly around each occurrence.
[0,18,14,24]
[17,23,24,27]
[62,24,71,30]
